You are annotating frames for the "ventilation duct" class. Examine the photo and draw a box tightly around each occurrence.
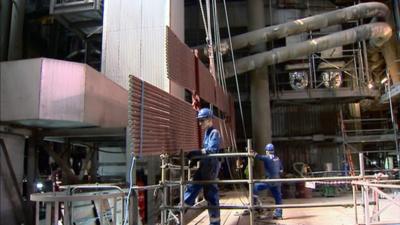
[224,22,392,77]
[198,2,389,56]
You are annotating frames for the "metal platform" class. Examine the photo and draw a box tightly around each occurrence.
[49,0,103,38]
[271,87,378,103]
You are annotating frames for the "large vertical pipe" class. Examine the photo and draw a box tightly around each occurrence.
[248,0,271,177]
[392,0,400,40]
[382,37,400,84]
[8,0,25,60]
[0,0,12,60]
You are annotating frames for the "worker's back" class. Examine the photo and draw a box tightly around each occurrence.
[256,154,282,179]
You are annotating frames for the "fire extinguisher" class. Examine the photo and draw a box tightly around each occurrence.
[136,177,146,222]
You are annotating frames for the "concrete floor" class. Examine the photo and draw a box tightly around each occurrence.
[188,190,400,225]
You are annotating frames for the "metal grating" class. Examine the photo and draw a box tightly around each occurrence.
[166,27,196,91]
[128,75,199,156]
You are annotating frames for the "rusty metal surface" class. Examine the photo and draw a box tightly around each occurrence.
[198,62,216,105]
[215,86,228,113]
[1,58,128,128]
[129,28,237,155]
[166,27,196,91]
[128,75,199,155]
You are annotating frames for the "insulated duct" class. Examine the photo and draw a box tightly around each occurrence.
[198,2,389,56]
[224,22,392,77]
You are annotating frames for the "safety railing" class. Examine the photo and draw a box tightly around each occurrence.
[30,147,399,225]
[30,186,125,225]
[158,140,399,225]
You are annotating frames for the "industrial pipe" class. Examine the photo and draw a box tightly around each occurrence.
[198,2,389,56]
[392,0,400,40]
[8,0,25,60]
[224,22,392,77]
[0,0,12,60]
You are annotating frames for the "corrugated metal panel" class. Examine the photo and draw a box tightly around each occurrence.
[198,62,216,105]
[169,0,184,41]
[102,0,169,91]
[215,86,229,113]
[216,118,236,149]
[141,27,168,90]
[276,142,340,172]
[128,75,199,155]
[272,104,338,137]
[166,27,196,91]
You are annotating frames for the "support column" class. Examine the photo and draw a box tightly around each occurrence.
[26,135,37,225]
[8,0,25,60]
[382,38,400,84]
[248,0,271,177]
[0,0,12,60]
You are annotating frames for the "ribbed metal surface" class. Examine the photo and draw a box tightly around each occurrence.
[166,27,233,116]
[276,142,340,172]
[198,62,216,105]
[214,118,234,149]
[102,0,169,91]
[128,75,199,155]
[216,86,228,113]
[166,27,196,91]
[272,105,338,137]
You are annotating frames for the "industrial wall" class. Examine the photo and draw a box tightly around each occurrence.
[102,0,184,91]
[276,142,342,173]
[0,134,26,225]
[272,104,339,137]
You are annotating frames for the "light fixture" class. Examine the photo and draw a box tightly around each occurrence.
[36,182,44,190]
[381,77,388,84]
[368,83,374,89]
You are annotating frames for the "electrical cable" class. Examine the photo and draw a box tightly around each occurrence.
[198,0,210,41]
[222,0,247,139]
[123,154,136,225]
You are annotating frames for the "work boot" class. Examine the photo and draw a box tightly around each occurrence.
[272,208,283,220]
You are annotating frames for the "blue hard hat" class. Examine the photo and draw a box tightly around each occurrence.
[197,108,213,119]
[265,143,274,152]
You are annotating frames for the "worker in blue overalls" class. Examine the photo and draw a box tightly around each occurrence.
[184,108,221,225]
[253,143,283,219]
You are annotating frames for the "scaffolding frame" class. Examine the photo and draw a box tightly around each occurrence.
[157,141,400,225]
[29,150,400,225]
